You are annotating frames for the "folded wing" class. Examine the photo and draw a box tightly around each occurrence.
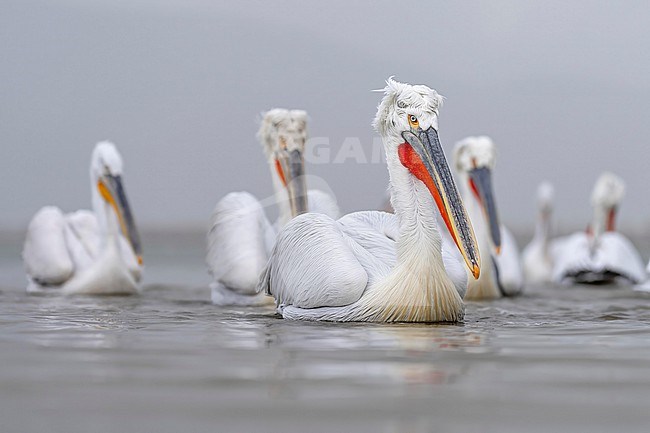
[23,206,74,287]
[258,212,370,310]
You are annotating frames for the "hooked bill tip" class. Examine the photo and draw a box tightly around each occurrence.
[494,245,502,255]
[472,264,480,280]
[137,255,143,266]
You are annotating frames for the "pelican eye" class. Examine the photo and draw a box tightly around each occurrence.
[408,114,419,128]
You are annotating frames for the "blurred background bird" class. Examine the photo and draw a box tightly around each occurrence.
[206,109,338,305]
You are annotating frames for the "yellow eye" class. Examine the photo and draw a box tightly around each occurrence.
[408,114,419,128]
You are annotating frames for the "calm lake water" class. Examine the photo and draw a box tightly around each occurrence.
[1,230,650,433]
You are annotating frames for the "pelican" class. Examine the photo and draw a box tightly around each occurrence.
[637,262,650,291]
[22,142,143,295]
[256,78,481,322]
[453,136,524,300]
[552,172,645,285]
[522,181,556,284]
[207,109,339,306]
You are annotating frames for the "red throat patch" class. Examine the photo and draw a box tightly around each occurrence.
[469,178,482,205]
[274,159,287,186]
[397,142,459,247]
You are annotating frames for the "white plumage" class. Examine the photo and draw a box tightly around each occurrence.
[453,136,524,300]
[522,181,556,284]
[553,172,645,285]
[256,78,482,322]
[22,142,143,295]
[207,109,339,306]
[637,261,650,291]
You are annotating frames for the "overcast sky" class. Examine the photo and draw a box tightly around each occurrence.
[2,0,649,233]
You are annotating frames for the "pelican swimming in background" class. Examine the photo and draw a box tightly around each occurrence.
[453,136,524,300]
[23,142,143,295]
[522,181,556,284]
[256,78,481,322]
[636,261,650,291]
[207,109,339,306]
[553,172,645,285]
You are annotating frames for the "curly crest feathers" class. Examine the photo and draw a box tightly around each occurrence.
[372,77,443,136]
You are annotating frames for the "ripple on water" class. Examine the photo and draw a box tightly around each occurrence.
[2,278,650,431]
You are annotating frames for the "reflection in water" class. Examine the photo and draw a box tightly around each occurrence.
[2,234,650,431]
[265,325,489,390]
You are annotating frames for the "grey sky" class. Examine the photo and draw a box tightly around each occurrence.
[2,0,649,232]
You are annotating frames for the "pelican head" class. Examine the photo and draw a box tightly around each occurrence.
[454,136,502,255]
[258,108,309,217]
[537,181,555,216]
[90,141,142,265]
[590,172,625,240]
[373,77,481,279]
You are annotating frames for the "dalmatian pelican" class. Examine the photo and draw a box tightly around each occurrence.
[22,142,143,295]
[206,109,339,306]
[553,172,645,285]
[453,136,524,300]
[256,78,481,322]
[522,181,556,284]
[637,261,650,291]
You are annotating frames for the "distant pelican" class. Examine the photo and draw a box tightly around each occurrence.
[256,78,481,322]
[522,182,556,284]
[553,172,645,285]
[453,136,523,300]
[637,262,650,291]
[207,109,339,306]
[23,142,143,295]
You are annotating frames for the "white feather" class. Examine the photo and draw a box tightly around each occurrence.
[257,79,474,322]
[553,172,644,285]
[207,109,339,306]
[453,136,524,299]
[23,206,74,286]
[207,192,273,297]
[23,142,142,295]
[553,232,645,284]
[523,181,555,284]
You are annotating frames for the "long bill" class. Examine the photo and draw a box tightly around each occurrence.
[276,148,308,217]
[400,126,481,279]
[98,175,143,265]
[468,167,502,254]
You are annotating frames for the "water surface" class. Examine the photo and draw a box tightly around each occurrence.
[1,231,650,432]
